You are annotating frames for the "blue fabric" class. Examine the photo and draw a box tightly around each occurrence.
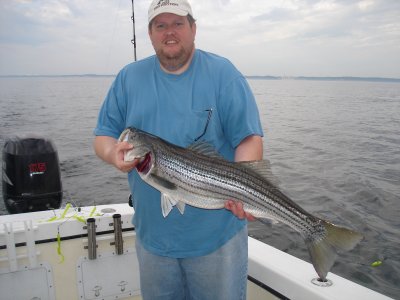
[135,226,248,300]
[94,49,263,258]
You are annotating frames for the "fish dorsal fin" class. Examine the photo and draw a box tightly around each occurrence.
[238,159,281,187]
[188,142,280,186]
[188,141,224,159]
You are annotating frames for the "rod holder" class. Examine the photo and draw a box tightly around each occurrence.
[113,214,124,255]
[87,218,97,260]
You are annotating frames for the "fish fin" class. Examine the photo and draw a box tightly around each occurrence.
[188,141,225,159]
[259,218,279,225]
[237,159,281,187]
[243,205,280,224]
[188,142,281,186]
[161,194,176,217]
[306,220,364,280]
[176,201,186,215]
[161,194,186,217]
[151,174,177,190]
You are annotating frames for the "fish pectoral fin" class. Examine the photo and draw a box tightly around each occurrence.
[151,174,177,190]
[161,194,185,217]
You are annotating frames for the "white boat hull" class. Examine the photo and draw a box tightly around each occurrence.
[0,204,393,300]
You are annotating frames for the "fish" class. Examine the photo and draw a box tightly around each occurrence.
[119,127,364,280]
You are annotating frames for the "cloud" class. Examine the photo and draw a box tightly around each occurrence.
[0,0,76,45]
[191,0,400,77]
[0,0,147,75]
[0,0,399,77]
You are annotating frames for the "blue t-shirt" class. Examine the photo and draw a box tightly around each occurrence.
[94,49,263,258]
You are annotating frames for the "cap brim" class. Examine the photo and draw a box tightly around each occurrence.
[148,8,189,23]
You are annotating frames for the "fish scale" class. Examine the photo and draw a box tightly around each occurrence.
[119,127,364,281]
[157,145,313,231]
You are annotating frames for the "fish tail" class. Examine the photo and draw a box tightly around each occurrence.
[306,220,364,280]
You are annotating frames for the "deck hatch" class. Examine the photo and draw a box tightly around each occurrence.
[0,262,55,300]
[76,249,140,300]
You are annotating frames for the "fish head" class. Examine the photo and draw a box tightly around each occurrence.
[118,128,154,173]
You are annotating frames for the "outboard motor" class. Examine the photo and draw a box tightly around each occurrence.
[2,136,62,214]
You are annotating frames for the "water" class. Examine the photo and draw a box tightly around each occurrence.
[0,76,130,209]
[0,76,399,299]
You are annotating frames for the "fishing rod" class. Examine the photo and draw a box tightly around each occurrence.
[131,0,137,61]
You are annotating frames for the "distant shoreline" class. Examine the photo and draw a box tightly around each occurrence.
[1,74,399,83]
[245,75,400,83]
[0,74,115,78]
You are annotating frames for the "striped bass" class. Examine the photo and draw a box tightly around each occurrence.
[119,127,363,281]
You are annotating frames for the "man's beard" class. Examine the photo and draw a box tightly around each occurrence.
[157,45,193,72]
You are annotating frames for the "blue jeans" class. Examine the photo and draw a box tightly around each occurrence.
[135,226,248,300]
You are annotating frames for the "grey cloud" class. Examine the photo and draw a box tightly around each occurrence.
[0,1,79,45]
[253,8,297,22]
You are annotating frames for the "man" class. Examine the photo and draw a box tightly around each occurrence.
[94,0,263,299]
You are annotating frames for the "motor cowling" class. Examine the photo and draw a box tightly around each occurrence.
[2,136,63,214]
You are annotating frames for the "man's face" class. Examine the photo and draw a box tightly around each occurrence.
[149,13,196,73]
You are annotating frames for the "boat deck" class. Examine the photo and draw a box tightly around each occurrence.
[0,204,393,300]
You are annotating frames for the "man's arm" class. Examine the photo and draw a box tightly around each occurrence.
[93,136,138,173]
[225,135,263,221]
[234,135,263,162]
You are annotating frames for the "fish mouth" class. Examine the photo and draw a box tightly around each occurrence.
[136,152,152,174]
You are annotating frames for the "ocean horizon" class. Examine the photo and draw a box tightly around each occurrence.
[1,74,399,83]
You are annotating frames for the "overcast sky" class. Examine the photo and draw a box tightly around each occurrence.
[0,0,399,77]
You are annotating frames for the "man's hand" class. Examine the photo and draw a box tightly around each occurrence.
[114,141,139,172]
[226,134,263,221]
[94,136,138,173]
[225,200,256,221]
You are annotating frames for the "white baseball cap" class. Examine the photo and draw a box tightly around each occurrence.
[148,0,193,23]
